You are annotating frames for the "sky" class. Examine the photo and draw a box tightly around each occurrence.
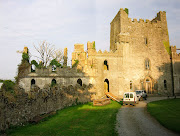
[0,0,180,79]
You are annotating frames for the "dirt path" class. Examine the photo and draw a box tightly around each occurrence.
[116,97,179,136]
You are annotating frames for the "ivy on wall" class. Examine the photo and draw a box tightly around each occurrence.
[31,60,39,68]
[92,41,96,49]
[72,60,79,68]
[22,53,29,62]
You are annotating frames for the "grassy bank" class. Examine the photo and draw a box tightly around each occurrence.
[6,101,121,136]
[147,98,180,134]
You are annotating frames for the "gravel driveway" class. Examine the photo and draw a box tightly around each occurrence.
[116,97,179,136]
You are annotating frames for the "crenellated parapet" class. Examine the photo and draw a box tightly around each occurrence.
[110,8,168,52]
[171,46,180,60]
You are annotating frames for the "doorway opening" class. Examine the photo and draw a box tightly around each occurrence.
[104,79,109,92]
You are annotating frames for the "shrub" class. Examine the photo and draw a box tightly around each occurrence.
[50,59,61,67]
[31,60,39,68]
[124,8,129,15]
[1,80,15,93]
[22,53,29,62]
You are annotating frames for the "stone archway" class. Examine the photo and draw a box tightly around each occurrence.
[143,76,154,94]
[104,79,109,92]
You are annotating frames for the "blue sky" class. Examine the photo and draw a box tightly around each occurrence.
[0,0,180,79]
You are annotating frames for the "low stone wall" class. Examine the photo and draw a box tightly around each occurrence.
[0,84,96,132]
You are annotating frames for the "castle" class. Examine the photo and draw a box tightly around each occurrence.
[19,8,180,98]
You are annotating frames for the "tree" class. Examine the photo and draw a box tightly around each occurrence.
[33,41,63,67]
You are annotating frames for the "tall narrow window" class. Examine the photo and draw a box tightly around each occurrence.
[104,60,109,70]
[51,79,56,87]
[144,38,148,45]
[130,81,133,91]
[164,80,167,90]
[145,59,150,70]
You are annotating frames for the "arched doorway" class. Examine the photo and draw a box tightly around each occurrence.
[77,79,82,86]
[144,77,153,94]
[104,79,109,92]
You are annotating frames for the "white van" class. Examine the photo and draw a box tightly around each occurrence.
[123,92,139,105]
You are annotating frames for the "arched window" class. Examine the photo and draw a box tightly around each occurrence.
[104,60,109,70]
[51,79,56,86]
[52,65,56,72]
[145,59,150,70]
[77,79,82,86]
[31,64,36,72]
[31,79,35,86]
[104,79,109,92]
[164,80,167,90]
[130,81,133,91]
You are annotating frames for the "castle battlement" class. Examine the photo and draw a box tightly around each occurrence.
[171,46,180,60]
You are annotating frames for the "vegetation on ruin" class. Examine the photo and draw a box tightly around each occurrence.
[0,79,4,83]
[124,8,129,15]
[50,59,61,67]
[147,98,180,134]
[6,101,121,136]
[31,60,39,68]
[0,80,15,93]
[72,59,79,68]
[92,41,96,49]
[163,41,171,55]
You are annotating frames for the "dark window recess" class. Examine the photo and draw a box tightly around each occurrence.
[77,79,82,86]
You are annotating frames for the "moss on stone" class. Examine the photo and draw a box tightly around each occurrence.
[163,41,171,55]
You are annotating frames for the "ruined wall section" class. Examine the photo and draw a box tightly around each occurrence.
[0,84,95,131]
[171,46,180,95]
[19,66,92,92]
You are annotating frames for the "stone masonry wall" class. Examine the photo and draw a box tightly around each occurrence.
[0,84,95,132]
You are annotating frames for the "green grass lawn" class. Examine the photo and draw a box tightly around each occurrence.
[6,101,121,136]
[147,98,180,134]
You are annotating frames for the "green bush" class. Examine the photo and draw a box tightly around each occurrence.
[50,59,61,67]
[31,60,39,68]
[124,8,129,15]
[22,53,29,62]
[1,80,15,93]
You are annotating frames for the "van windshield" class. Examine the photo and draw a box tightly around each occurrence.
[130,93,133,98]
[124,93,129,98]
[136,91,141,94]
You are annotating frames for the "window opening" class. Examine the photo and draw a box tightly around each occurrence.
[77,79,82,86]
